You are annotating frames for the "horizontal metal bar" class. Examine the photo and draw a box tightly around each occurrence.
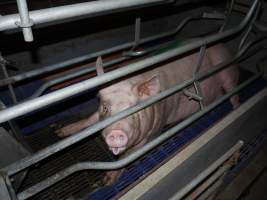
[17,72,255,199]
[169,141,242,200]
[31,39,177,98]
[0,0,172,31]
[30,56,128,98]
[0,11,213,87]
[0,0,258,124]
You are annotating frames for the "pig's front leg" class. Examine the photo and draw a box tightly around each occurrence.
[55,112,99,137]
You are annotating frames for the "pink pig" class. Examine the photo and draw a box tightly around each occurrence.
[56,43,239,183]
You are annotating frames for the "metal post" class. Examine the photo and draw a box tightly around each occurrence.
[0,54,17,104]
[15,0,33,42]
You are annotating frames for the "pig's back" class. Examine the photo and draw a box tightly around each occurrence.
[153,45,232,124]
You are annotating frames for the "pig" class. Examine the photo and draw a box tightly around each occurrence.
[56,43,239,184]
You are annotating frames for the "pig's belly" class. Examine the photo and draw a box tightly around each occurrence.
[167,76,223,124]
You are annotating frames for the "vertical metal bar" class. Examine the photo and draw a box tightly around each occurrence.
[134,17,141,48]
[193,45,206,109]
[238,2,261,51]
[0,55,17,104]
[219,0,235,32]
[16,0,33,42]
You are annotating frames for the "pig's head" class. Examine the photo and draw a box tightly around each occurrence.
[99,75,161,155]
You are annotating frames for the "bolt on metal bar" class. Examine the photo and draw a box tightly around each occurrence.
[169,141,243,200]
[0,0,259,124]
[0,10,224,88]
[3,28,261,178]
[15,0,33,42]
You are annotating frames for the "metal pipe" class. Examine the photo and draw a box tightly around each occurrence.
[0,61,17,104]
[0,0,259,124]
[184,164,230,200]
[169,141,243,200]
[15,0,33,42]
[3,28,262,178]
[31,39,176,98]
[238,2,261,51]
[0,0,173,31]
[0,11,223,87]
[196,178,223,200]
[30,56,128,98]
[219,0,235,32]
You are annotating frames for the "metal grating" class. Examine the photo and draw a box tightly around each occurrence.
[19,129,115,200]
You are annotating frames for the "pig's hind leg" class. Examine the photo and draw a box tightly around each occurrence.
[208,44,240,109]
[55,112,99,137]
[221,75,240,109]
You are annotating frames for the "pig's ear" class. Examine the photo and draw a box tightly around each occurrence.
[136,76,161,100]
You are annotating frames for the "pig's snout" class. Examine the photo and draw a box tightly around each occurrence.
[105,130,128,155]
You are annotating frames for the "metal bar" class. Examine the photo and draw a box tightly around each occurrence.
[3,30,261,178]
[30,56,128,98]
[134,17,141,48]
[193,45,206,109]
[0,0,259,124]
[184,164,230,200]
[0,62,17,104]
[15,0,33,42]
[169,141,243,200]
[0,0,172,31]
[238,2,261,51]
[0,11,222,87]
[219,0,235,32]
[196,177,223,200]
[31,39,176,98]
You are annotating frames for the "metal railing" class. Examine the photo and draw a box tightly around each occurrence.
[0,0,174,41]
[0,0,259,124]
[0,0,265,199]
